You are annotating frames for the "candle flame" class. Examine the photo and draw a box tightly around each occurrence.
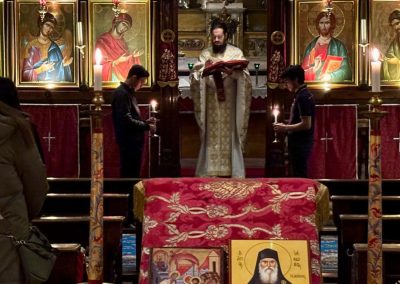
[95,48,102,65]
[372,48,380,62]
[272,106,280,116]
[150,100,158,110]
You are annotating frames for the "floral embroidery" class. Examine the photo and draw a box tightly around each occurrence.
[143,216,158,234]
[206,205,229,218]
[205,225,229,240]
[194,181,263,200]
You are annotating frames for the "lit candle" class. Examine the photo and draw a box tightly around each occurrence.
[150,100,158,112]
[94,48,102,91]
[323,77,331,91]
[371,48,381,92]
[77,21,83,46]
[360,19,367,44]
[272,106,279,124]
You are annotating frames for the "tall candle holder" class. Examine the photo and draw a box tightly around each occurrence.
[87,49,104,284]
[360,92,387,284]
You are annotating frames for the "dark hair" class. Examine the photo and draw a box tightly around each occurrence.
[0,77,22,110]
[38,12,57,29]
[389,10,400,25]
[210,20,228,35]
[0,78,34,147]
[316,12,336,34]
[127,64,149,79]
[281,65,305,84]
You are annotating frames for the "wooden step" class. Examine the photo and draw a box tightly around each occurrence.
[331,195,400,226]
[42,193,129,217]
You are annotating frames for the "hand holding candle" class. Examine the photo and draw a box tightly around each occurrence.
[94,48,103,91]
[371,47,381,92]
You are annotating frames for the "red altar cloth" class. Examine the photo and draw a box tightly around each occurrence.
[135,178,329,284]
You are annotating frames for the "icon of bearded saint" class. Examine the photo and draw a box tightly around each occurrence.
[247,249,292,284]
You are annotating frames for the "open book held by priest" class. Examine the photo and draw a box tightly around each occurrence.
[202,59,249,77]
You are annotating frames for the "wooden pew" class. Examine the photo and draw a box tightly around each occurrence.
[351,243,400,284]
[47,178,140,223]
[47,178,140,194]
[48,243,84,284]
[33,216,125,283]
[318,179,400,196]
[331,195,400,226]
[338,214,400,284]
[42,193,129,218]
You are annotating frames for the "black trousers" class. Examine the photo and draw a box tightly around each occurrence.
[119,146,143,178]
[288,139,313,178]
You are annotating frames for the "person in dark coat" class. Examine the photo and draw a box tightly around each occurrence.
[0,100,48,283]
[248,248,292,284]
[112,65,156,178]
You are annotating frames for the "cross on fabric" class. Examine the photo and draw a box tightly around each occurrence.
[320,132,333,153]
[42,131,56,152]
[394,132,400,153]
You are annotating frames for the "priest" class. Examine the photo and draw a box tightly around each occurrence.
[190,20,252,178]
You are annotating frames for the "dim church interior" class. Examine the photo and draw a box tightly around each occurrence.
[2,0,400,283]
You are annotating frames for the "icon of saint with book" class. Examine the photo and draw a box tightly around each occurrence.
[301,11,351,82]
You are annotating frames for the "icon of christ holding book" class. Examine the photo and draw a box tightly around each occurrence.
[190,20,252,178]
[301,11,351,82]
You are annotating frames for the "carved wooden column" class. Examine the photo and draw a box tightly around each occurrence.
[265,0,289,177]
[156,0,181,177]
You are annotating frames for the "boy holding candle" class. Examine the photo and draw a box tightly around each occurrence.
[112,64,156,178]
[274,65,315,178]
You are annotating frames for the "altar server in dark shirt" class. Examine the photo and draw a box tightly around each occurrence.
[274,65,315,178]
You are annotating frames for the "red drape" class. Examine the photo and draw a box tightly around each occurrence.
[22,104,79,177]
[308,105,357,179]
[381,105,400,179]
[102,105,150,178]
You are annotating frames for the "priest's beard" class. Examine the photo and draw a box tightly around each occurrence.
[258,264,279,284]
[212,43,227,54]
